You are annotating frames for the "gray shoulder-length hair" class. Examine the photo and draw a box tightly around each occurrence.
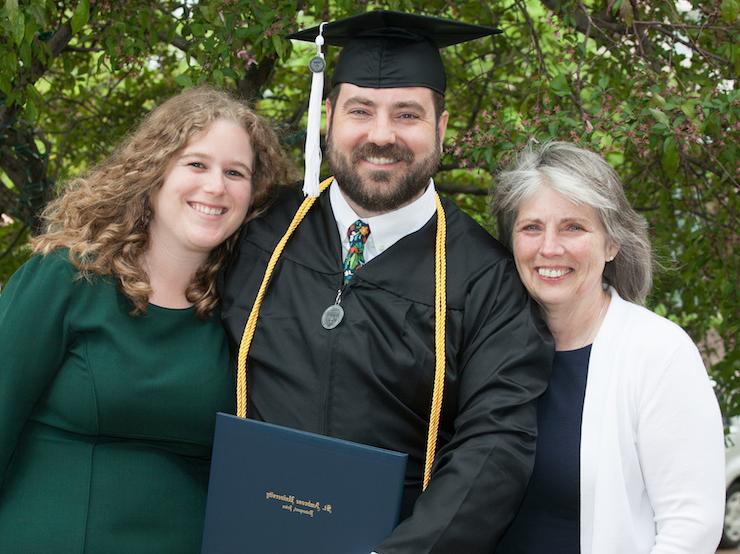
[492,141,653,304]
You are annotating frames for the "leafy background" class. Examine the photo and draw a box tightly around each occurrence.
[1,0,737,417]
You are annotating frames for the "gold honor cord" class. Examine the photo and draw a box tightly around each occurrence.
[236,177,447,492]
[423,193,447,491]
[236,176,334,418]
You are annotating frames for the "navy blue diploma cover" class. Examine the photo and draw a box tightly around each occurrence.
[201,413,408,554]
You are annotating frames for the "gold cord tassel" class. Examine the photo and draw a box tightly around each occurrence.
[423,194,447,490]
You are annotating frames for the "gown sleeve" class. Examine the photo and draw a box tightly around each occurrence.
[637,333,725,553]
[378,258,554,553]
[0,252,76,482]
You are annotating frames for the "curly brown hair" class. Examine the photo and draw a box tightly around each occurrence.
[33,85,295,317]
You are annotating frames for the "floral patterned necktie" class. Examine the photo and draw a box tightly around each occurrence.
[343,219,371,284]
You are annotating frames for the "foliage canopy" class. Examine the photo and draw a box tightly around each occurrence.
[1,0,737,414]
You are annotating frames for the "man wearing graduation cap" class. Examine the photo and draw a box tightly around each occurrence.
[220,11,552,552]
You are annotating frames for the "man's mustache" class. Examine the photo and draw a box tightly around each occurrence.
[350,143,414,164]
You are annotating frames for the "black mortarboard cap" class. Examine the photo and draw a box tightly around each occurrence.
[289,10,501,95]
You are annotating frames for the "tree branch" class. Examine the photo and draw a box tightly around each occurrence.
[0,20,75,132]
[436,182,489,195]
[539,0,624,36]
[633,21,735,30]
[236,55,278,105]
[687,151,739,189]
[464,88,484,131]
[286,99,309,128]
[157,30,190,52]
[28,21,74,84]
[516,0,550,78]
[0,178,20,217]
[654,26,731,69]
[542,0,665,76]
[0,224,29,261]
[64,45,103,53]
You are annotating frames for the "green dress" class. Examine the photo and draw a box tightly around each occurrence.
[0,250,235,553]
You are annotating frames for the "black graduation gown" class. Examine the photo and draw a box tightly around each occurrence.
[220,185,553,553]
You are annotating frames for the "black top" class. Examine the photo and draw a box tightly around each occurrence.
[288,11,501,94]
[496,345,592,554]
[220,184,553,553]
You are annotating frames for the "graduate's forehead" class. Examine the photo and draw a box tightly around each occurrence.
[334,83,436,111]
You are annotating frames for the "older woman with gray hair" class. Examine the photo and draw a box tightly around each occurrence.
[493,142,724,553]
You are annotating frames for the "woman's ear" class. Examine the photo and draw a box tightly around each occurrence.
[606,242,619,262]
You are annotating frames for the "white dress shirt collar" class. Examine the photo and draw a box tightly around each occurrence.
[330,179,437,262]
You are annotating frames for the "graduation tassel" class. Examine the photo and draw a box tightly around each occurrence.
[302,22,327,197]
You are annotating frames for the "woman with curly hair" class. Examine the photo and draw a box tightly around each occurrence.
[0,86,294,552]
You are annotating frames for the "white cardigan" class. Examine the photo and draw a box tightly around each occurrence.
[580,288,725,553]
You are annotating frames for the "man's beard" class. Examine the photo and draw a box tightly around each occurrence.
[326,132,441,214]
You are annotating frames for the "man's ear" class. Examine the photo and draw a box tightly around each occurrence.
[437,110,449,143]
[325,97,333,133]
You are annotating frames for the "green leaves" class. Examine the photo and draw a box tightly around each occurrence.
[190,23,205,38]
[0,0,735,418]
[649,108,670,128]
[70,0,89,34]
[0,221,31,287]
[721,0,739,23]
[4,0,25,45]
[174,74,193,88]
[271,35,286,59]
[549,74,570,97]
[661,136,680,177]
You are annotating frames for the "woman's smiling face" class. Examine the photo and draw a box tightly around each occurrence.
[512,185,618,312]
[149,119,254,259]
